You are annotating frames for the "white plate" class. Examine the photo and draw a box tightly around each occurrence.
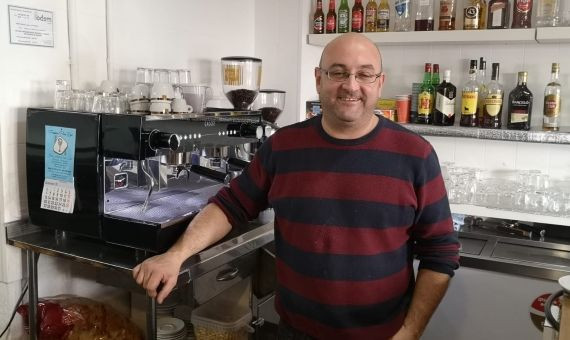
[559,275,570,293]
[157,317,185,336]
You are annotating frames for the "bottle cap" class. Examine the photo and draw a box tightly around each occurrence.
[424,63,432,72]
[433,64,440,73]
[444,70,451,80]
[552,63,560,72]
[470,60,478,70]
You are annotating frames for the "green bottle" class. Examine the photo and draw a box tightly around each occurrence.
[417,63,435,124]
[338,0,350,33]
[431,63,440,86]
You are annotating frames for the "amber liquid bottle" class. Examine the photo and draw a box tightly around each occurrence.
[439,0,457,30]
[507,71,533,130]
[352,0,365,32]
[512,0,533,28]
[460,60,480,127]
[365,0,378,31]
[326,0,337,33]
[487,0,509,28]
[481,63,503,129]
[314,0,325,33]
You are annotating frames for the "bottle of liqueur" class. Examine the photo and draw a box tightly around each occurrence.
[432,64,441,86]
[479,0,488,28]
[460,60,480,127]
[326,0,338,33]
[417,63,435,124]
[377,0,391,31]
[365,0,378,32]
[464,0,483,29]
[439,0,457,30]
[434,70,457,126]
[507,71,533,130]
[481,63,503,129]
[338,0,351,33]
[313,0,325,34]
[536,0,561,26]
[476,58,487,126]
[352,0,365,32]
[395,0,412,31]
[512,0,533,28]
[415,0,435,30]
[543,62,562,131]
[487,0,510,28]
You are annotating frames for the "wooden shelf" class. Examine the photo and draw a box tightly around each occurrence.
[307,29,536,46]
[536,26,570,43]
[451,204,570,226]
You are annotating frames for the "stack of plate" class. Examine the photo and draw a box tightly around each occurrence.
[156,300,178,317]
[157,317,186,340]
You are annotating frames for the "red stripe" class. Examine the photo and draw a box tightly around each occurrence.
[277,259,411,305]
[277,219,410,255]
[276,297,404,340]
[416,175,447,207]
[271,172,416,206]
[376,127,430,158]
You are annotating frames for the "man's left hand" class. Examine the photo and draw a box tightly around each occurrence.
[390,325,420,340]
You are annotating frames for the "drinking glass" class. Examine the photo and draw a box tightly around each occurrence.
[54,80,71,110]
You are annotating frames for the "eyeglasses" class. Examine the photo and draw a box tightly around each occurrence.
[318,68,383,84]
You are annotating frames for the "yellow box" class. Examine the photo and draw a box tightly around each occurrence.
[376,98,396,110]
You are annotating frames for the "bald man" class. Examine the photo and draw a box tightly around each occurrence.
[134,33,459,340]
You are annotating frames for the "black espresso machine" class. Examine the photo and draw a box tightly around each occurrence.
[26,108,270,253]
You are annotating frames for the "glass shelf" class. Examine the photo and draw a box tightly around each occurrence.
[451,204,570,226]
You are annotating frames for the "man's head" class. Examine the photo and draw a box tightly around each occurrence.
[315,33,384,130]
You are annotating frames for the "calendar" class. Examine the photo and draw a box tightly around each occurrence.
[41,125,76,214]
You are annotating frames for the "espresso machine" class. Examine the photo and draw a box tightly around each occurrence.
[26,108,270,253]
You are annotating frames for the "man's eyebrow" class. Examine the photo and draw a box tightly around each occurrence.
[326,63,378,71]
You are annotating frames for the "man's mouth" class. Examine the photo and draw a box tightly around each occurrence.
[338,96,361,102]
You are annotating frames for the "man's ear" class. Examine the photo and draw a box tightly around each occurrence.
[315,67,322,93]
[377,73,385,97]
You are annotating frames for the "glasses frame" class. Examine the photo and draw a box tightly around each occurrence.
[317,67,383,84]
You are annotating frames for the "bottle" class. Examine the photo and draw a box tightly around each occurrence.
[460,60,479,127]
[507,71,533,130]
[326,0,338,33]
[481,63,503,129]
[487,0,510,28]
[464,0,483,29]
[417,63,435,124]
[338,0,351,33]
[479,0,488,28]
[365,0,378,32]
[394,0,412,31]
[377,0,391,31]
[352,0,365,32]
[543,62,562,131]
[536,0,561,26]
[512,0,533,28]
[415,0,435,30]
[439,0,457,30]
[476,58,487,126]
[434,70,457,126]
[432,64,441,86]
[313,0,325,34]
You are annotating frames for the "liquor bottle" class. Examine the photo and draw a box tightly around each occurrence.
[434,70,457,126]
[432,64,441,86]
[417,63,435,124]
[476,58,487,126]
[512,0,533,28]
[439,0,457,30]
[313,0,325,34]
[326,0,338,33]
[460,60,479,127]
[543,63,562,131]
[352,0,365,32]
[338,0,351,33]
[507,71,533,130]
[536,0,561,26]
[377,0,391,31]
[415,0,435,30]
[479,0,488,28]
[365,0,378,32]
[481,63,503,129]
[394,0,412,31]
[464,0,483,29]
[487,0,509,28]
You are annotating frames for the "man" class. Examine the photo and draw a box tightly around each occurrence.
[133,33,459,340]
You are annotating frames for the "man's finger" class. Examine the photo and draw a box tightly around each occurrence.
[157,277,177,304]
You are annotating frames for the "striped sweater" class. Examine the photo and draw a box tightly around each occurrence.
[210,115,460,339]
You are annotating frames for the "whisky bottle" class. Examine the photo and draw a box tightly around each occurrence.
[464,0,483,29]
[460,60,479,127]
[507,71,533,130]
[365,0,378,32]
[377,0,391,31]
[543,63,562,131]
[439,0,457,30]
[338,0,350,33]
[481,63,503,129]
[417,63,435,124]
[434,70,457,126]
[487,0,509,28]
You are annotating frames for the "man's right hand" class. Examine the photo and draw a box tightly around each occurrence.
[132,251,185,304]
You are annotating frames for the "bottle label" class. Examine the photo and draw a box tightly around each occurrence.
[436,93,456,117]
[439,0,454,19]
[464,6,480,28]
[378,9,390,19]
[490,2,507,27]
[516,0,531,13]
[418,91,433,115]
[314,18,324,32]
[395,0,409,16]
[326,16,336,31]
[339,11,350,30]
[419,0,430,6]
[352,12,363,29]
[366,9,377,26]
[484,95,503,116]
[544,94,560,117]
[510,109,529,123]
[461,91,478,115]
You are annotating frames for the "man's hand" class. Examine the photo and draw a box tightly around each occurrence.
[132,251,185,304]
[390,324,420,340]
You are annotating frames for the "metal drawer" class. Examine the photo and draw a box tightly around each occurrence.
[193,250,257,304]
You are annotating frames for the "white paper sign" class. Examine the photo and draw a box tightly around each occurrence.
[8,5,54,47]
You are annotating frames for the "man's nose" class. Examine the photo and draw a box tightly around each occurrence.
[341,74,360,90]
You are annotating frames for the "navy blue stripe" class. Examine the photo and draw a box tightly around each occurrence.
[277,284,411,328]
[272,197,416,229]
[413,149,442,187]
[415,233,459,247]
[271,148,426,182]
[234,170,267,203]
[415,197,451,225]
[275,230,410,281]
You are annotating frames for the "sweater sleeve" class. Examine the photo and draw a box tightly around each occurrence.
[208,138,274,228]
[412,146,460,277]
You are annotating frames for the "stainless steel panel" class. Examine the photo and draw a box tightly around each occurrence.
[492,241,570,267]
[459,237,487,255]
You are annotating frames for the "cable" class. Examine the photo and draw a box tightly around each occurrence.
[0,281,29,338]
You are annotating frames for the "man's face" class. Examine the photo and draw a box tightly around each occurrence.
[315,39,384,126]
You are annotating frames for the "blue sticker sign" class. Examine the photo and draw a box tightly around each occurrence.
[45,125,76,183]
